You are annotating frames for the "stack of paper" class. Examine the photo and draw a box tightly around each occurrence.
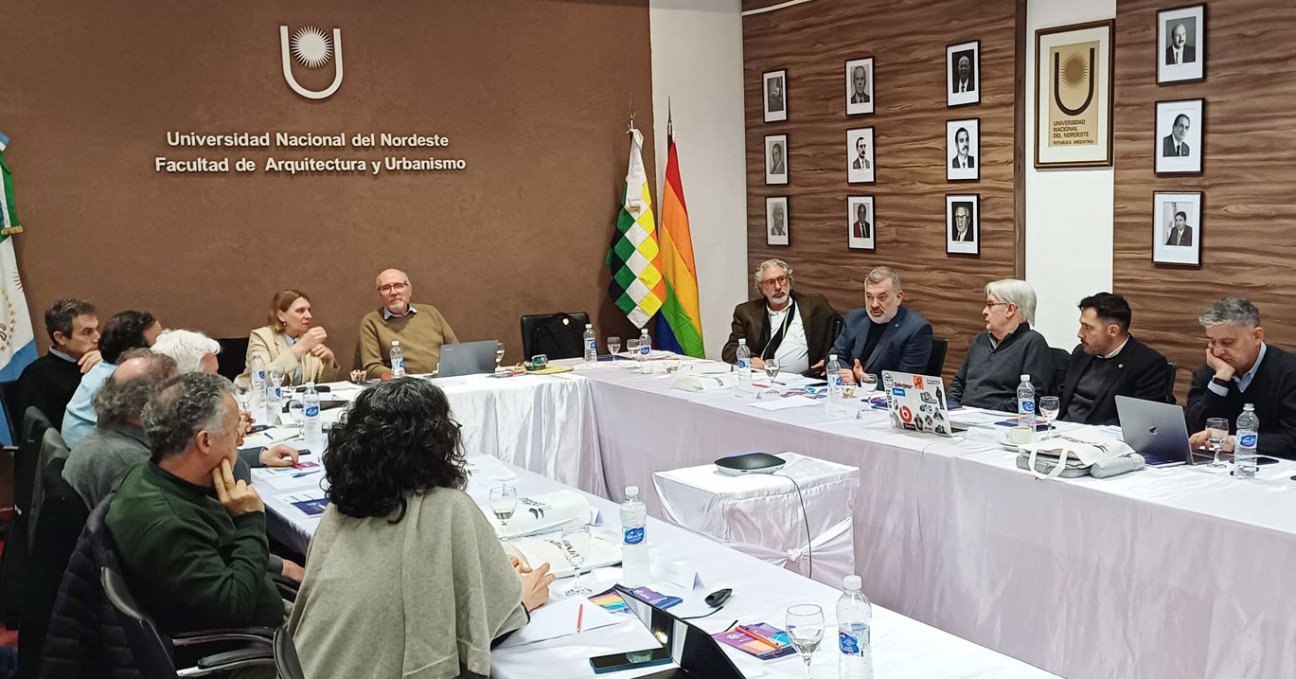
[481,489,592,538]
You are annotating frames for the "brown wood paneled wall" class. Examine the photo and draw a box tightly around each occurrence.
[742,0,1020,378]
[1113,0,1296,400]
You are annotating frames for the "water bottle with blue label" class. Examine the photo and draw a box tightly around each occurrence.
[1017,374,1036,431]
[302,382,322,451]
[249,352,267,410]
[837,574,872,678]
[638,328,652,374]
[1235,403,1259,480]
[583,324,597,364]
[735,339,752,390]
[390,340,405,378]
[621,486,649,586]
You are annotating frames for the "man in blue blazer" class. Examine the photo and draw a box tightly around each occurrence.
[827,267,933,387]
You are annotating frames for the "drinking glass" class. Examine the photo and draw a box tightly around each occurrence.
[626,339,641,369]
[1206,417,1229,468]
[763,359,781,395]
[1039,396,1060,438]
[562,523,592,596]
[489,483,518,532]
[234,383,252,412]
[607,336,622,356]
[349,369,366,384]
[785,604,824,679]
[268,365,286,390]
[495,342,506,373]
[286,398,305,429]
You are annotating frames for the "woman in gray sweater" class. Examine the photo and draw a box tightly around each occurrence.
[948,279,1055,412]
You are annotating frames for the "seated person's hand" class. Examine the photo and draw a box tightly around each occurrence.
[260,444,300,467]
[281,559,305,583]
[236,410,253,446]
[510,554,532,574]
[750,356,766,370]
[213,459,265,517]
[838,368,855,385]
[802,360,826,379]
[1189,429,1235,453]
[78,349,103,374]
[519,563,555,611]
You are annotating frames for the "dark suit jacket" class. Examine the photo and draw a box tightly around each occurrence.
[1162,135,1189,157]
[1165,44,1196,65]
[1166,225,1194,246]
[852,157,871,170]
[851,92,871,104]
[853,219,871,240]
[951,155,976,169]
[1056,335,1173,426]
[830,306,932,376]
[722,291,839,366]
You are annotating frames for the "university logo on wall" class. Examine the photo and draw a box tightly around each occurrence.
[279,25,344,100]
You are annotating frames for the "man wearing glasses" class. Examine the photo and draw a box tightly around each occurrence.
[722,259,839,376]
[358,268,459,378]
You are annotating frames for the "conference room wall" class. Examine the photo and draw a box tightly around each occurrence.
[0,0,652,364]
[1112,0,1296,400]
[742,0,1019,379]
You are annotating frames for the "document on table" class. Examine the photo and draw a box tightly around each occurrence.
[748,395,823,411]
[495,595,622,648]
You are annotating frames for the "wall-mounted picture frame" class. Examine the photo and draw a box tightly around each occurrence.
[1034,20,1115,168]
[1158,4,1205,84]
[847,196,875,250]
[947,40,980,107]
[946,194,979,255]
[764,134,788,185]
[1154,99,1204,175]
[763,70,787,123]
[845,57,875,116]
[846,128,875,184]
[1153,191,1202,266]
[766,196,789,246]
[947,118,980,181]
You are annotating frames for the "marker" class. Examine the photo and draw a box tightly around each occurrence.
[577,604,584,633]
[736,624,780,649]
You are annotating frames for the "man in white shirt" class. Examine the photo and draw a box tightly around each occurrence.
[1162,114,1191,157]
[951,127,975,169]
[722,259,839,376]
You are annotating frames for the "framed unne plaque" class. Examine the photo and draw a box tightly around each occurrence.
[1034,21,1114,168]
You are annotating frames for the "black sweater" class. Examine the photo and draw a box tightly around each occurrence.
[1186,344,1296,460]
[949,323,1055,413]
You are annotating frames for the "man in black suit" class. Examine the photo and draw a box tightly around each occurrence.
[1165,23,1196,65]
[951,204,973,241]
[850,65,870,104]
[767,77,784,112]
[851,136,871,170]
[951,127,975,169]
[852,203,871,240]
[1057,293,1172,426]
[952,53,975,93]
[827,266,932,387]
[1162,114,1190,157]
[1165,210,1193,246]
[723,259,839,375]
[769,142,785,175]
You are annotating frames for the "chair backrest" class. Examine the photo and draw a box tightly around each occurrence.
[90,503,179,676]
[29,427,71,553]
[16,406,53,514]
[925,337,949,378]
[520,312,590,360]
[1051,347,1070,392]
[1164,361,1178,404]
[216,337,250,382]
[0,378,22,442]
[0,407,53,626]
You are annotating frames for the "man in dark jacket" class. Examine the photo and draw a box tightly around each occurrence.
[722,259,838,376]
[829,267,933,386]
[1057,293,1173,426]
[15,298,101,429]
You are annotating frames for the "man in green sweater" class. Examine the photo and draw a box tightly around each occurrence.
[106,372,284,633]
[358,268,459,378]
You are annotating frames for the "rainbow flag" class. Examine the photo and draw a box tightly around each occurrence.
[653,129,704,357]
[606,127,665,329]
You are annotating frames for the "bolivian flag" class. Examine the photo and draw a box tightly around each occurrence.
[653,131,704,357]
[606,128,665,329]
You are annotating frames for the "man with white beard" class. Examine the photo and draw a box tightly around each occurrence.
[722,259,839,375]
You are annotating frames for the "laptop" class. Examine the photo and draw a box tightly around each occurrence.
[1115,396,1195,467]
[881,370,955,436]
[435,340,499,378]
[613,585,745,679]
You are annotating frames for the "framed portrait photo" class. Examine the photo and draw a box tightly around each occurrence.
[764,134,788,185]
[947,118,980,181]
[1034,20,1115,168]
[946,194,979,255]
[763,70,787,123]
[1154,99,1204,175]
[947,40,980,107]
[1153,191,1202,266]
[846,128,875,184]
[845,57,875,116]
[766,196,790,246]
[847,196,876,251]
[1158,4,1205,84]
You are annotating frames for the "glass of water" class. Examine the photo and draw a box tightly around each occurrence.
[626,339,641,368]
[489,483,518,532]
[1039,396,1060,438]
[562,523,592,596]
[1206,417,1229,467]
[786,604,824,678]
[234,383,252,412]
[607,336,622,356]
[495,341,506,373]
[286,395,305,429]
[763,359,781,395]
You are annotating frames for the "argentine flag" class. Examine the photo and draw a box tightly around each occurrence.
[0,132,39,444]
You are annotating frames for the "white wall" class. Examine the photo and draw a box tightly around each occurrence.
[649,0,748,359]
[1025,0,1117,348]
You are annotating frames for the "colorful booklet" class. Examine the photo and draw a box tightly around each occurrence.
[625,586,682,610]
[713,623,796,660]
[588,586,682,614]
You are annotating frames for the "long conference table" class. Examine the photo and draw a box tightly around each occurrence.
[253,358,1296,678]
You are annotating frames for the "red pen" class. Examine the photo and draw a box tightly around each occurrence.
[736,624,780,649]
[577,604,584,633]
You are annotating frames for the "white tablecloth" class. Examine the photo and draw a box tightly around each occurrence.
[652,453,857,586]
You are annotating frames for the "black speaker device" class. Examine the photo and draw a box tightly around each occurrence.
[714,452,785,475]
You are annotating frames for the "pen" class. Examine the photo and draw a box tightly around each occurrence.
[736,624,780,649]
[577,604,584,634]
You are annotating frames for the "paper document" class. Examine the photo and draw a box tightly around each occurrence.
[748,395,822,411]
[494,595,622,648]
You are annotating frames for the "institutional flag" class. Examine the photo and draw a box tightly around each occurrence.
[653,128,704,357]
[0,132,39,444]
[606,127,665,329]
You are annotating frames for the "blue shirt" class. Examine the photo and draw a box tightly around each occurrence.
[61,360,115,448]
[1207,342,1267,397]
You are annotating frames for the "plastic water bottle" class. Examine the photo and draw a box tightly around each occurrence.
[735,339,753,390]
[837,574,873,678]
[302,382,322,452]
[249,352,267,409]
[390,340,405,378]
[621,486,650,586]
[638,328,652,374]
[826,354,844,411]
[1017,374,1036,431]
[1235,403,1259,480]
[583,324,597,365]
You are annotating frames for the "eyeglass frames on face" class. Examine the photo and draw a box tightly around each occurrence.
[760,276,789,288]
[378,283,409,294]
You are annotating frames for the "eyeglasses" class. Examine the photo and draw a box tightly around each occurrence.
[378,282,409,294]
[760,276,789,288]
[984,301,1010,309]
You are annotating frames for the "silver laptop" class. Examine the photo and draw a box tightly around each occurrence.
[435,340,499,378]
[1115,396,1194,467]
[881,370,955,436]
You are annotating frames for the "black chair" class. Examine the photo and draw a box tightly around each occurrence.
[0,406,53,626]
[1164,361,1178,404]
[215,337,250,382]
[1051,347,1070,392]
[520,312,590,360]
[925,338,949,378]
[0,378,22,442]
[28,427,70,554]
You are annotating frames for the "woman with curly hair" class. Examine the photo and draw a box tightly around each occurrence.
[287,378,554,679]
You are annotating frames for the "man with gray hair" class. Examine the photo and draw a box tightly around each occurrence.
[1186,298,1296,459]
[948,279,1054,411]
[723,259,838,375]
[359,268,459,378]
[62,349,177,508]
[150,328,220,375]
[828,267,932,386]
[106,373,286,633]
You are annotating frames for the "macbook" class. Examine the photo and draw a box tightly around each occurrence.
[1115,396,1194,467]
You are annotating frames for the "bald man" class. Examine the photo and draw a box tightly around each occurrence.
[358,268,459,378]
